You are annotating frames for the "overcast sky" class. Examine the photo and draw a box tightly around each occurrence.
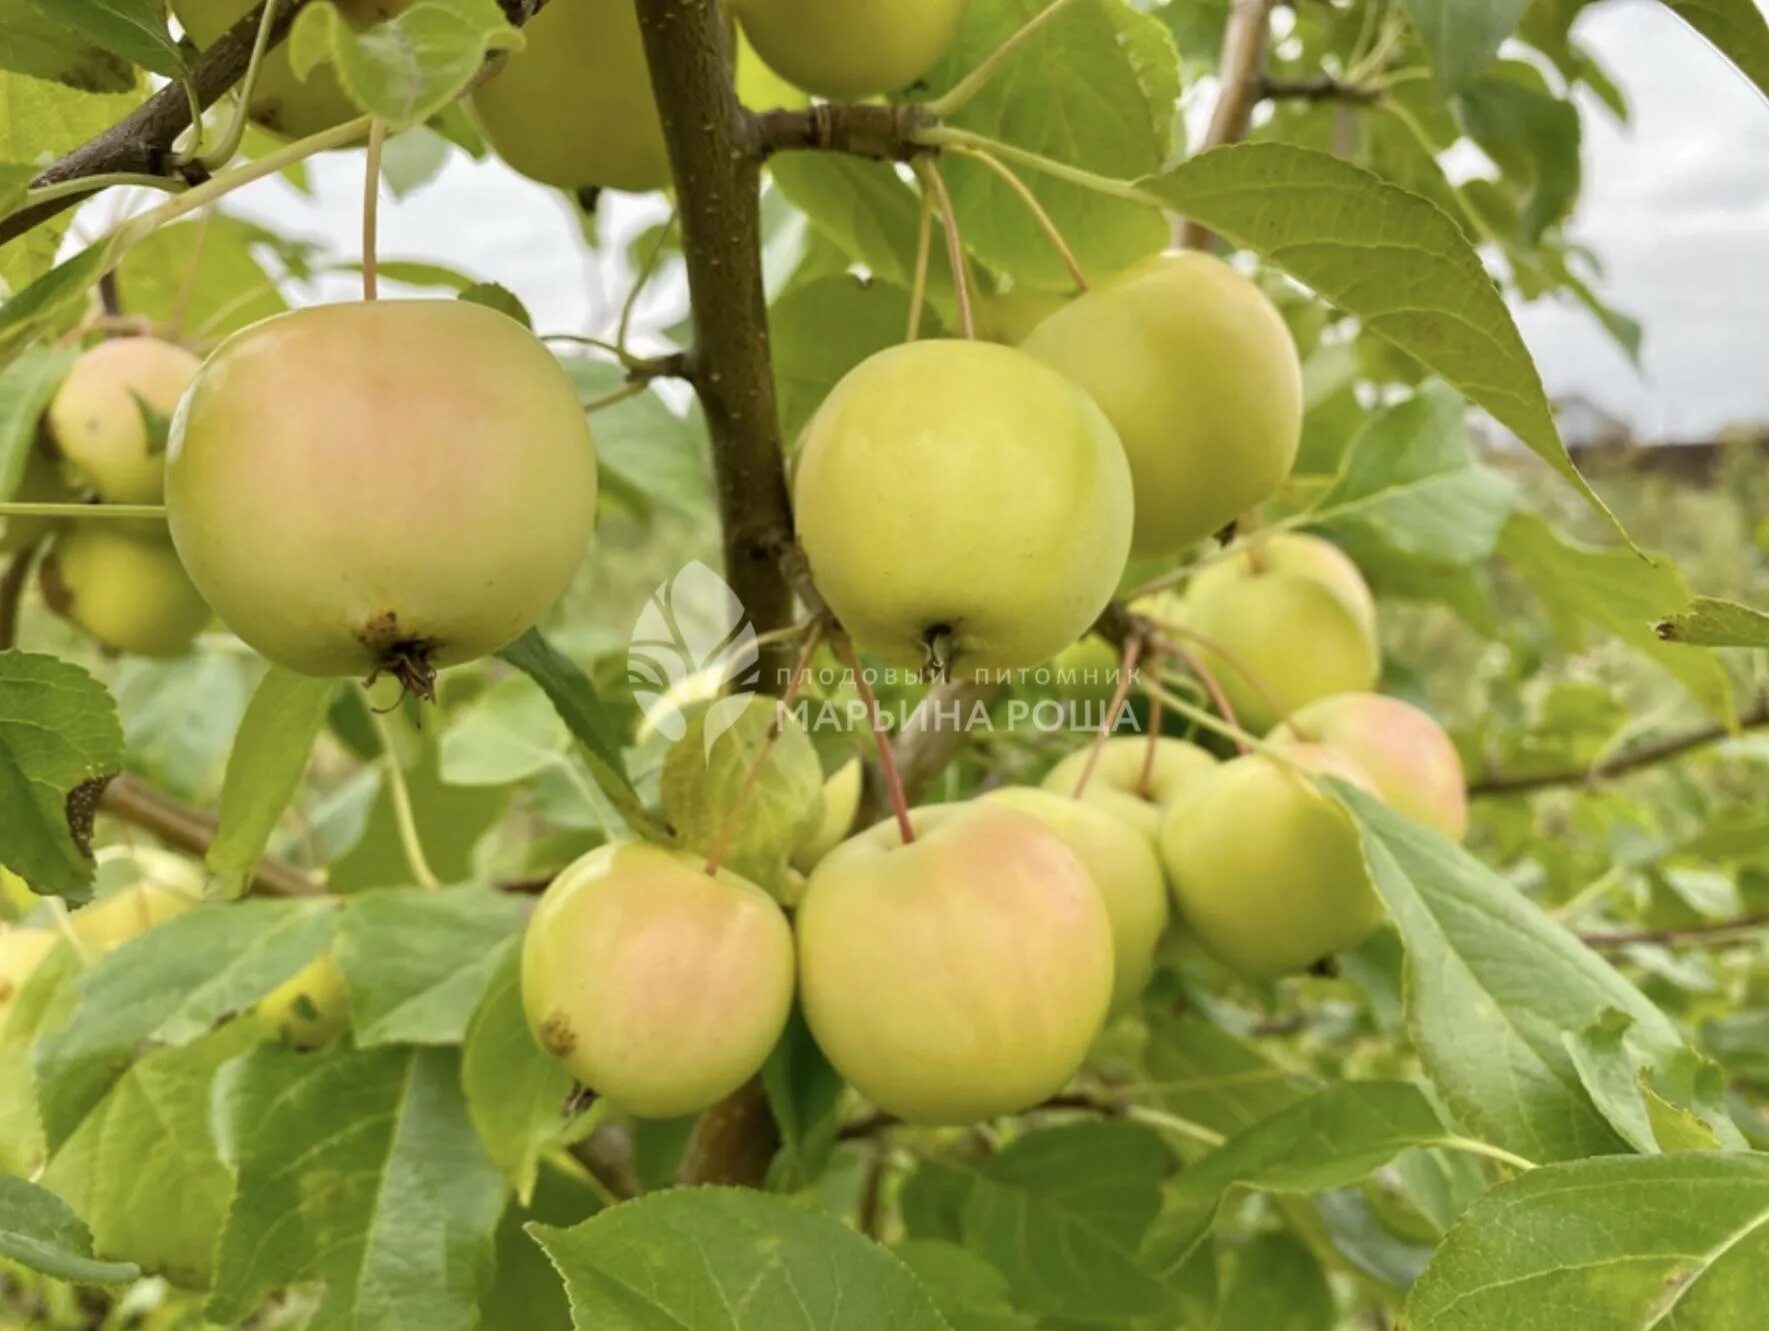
[203,0,1769,441]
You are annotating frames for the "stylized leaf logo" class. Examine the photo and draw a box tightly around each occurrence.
[627,560,760,747]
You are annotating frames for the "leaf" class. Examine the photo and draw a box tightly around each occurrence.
[208,669,335,898]
[1333,781,1700,1164]
[42,1021,259,1288]
[565,360,712,518]
[116,214,289,341]
[772,274,923,445]
[327,737,512,890]
[901,1122,1172,1321]
[1564,1009,1746,1155]
[1313,383,1516,564]
[624,560,762,747]
[761,1007,846,1191]
[209,1044,505,1329]
[34,898,336,1148]
[1215,1233,1334,1331]
[769,155,947,302]
[0,345,73,524]
[441,675,572,787]
[1660,0,1769,100]
[461,939,573,1202]
[1455,69,1582,242]
[893,1240,1035,1331]
[1400,0,1531,89]
[1499,513,1736,725]
[1406,1153,1769,1329]
[531,1187,953,1331]
[0,238,118,365]
[333,885,526,1046]
[918,0,1176,289]
[0,1175,138,1285]
[1139,1010,1314,1137]
[459,280,532,327]
[1655,596,1769,648]
[1142,1082,1454,1274]
[0,0,183,79]
[0,651,123,899]
[0,5,134,91]
[1145,143,1626,543]
[288,0,523,131]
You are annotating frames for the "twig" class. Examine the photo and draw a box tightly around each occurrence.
[1579,913,1769,951]
[1178,0,1277,249]
[1260,74,1382,105]
[98,773,319,898]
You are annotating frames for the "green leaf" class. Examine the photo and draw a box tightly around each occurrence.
[919,0,1176,289]
[459,280,533,327]
[441,675,572,787]
[1400,0,1530,89]
[901,1122,1172,1321]
[531,1187,953,1331]
[0,652,123,899]
[769,155,951,308]
[1146,142,1626,543]
[761,1007,845,1191]
[116,215,289,341]
[772,274,926,445]
[0,345,74,513]
[34,897,336,1148]
[1143,1082,1455,1274]
[0,5,134,91]
[0,937,77,1175]
[1564,1008,1746,1155]
[565,361,712,518]
[361,257,479,291]
[0,238,118,363]
[461,939,573,1203]
[1313,383,1516,564]
[1139,1010,1314,1138]
[1498,512,1736,725]
[480,1168,601,1331]
[1660,0,1769,100]
[1333,781,1702,1163]
[327,737,512,890]
[42,1021,258,1288]
[288,0,523,131]
[0,1175,138,1285]
[1215,1233,1334,1331]
[209,1044,505,1329]
[1655,596,1769,649]
[333,885,525,1046]
[208,669,335,898]
[1455,68,1581,242]
[1407,1153,1769,1329]
[0,0,184,79]
[893,1240,1034,1331]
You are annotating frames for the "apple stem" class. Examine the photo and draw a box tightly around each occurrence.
[1137,686,1164,799]
[1071,635,1143,799]
[187,0,282,173]
[945,144,1089,292]
[704,620,824,878]
[910,127,1164,211]
[616,204,678,354]
[923,0,1087,120]
[906,187,935,342]
[1150,636,1250,754]
[1144,675,1281,762]
[366,700,443,890]
[362,118,385,303]
[832,633,916,845]
[912,158,975,339]
[1145,614,1293,733]
[0,502,166,522]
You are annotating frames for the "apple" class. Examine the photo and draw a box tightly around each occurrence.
[982,787,1168,1010]
[1023,252,1303,557]
[472,0,673,193]
[1274,693,1468,840]
[40,526,211,659]
[796,800,1113,1124]
[792,757,864,873]
[522,842,794,1118]
[0,929,57,1029]
[731,0,967,99]
[69,848,204,953]
[736,28,809,111]
[256,955,350,1048]
[1041,736,1216,841]
[1159,744,1384,979]
[0,448,77,554]
[793,340,1132,680]
[1049,633,1122,706]
[174,0,412,140]
[1181,534,1379,732]
[45,337,200,504]
[166,300,597,687]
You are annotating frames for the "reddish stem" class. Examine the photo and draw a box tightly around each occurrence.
[833,633,916,844]
[1147,615,1292,733]
[1137,685,1164,799]
[1071,635,1142,799]
[1152,636,1249,755]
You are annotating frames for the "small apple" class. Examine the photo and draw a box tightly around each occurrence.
[1049,633,1122,706]
[256,955,350,1048]
[793,340,1133,680]
[796,801,1113,1125]
[1159,744,1384,979]
[1181,534,1379,732]
[1041,736,1216,841]
[174,0,413,140]
[731,0,968,99]
[1023,252,1303,557]
[40,526,211,659]
[1273,693,1468,840]
[792,757,864,873]
[522,842,794,1119]
[69,848,204,953]
[736,28,809,111]
[45,337,200,504]
[982,787,1168,1010]
[472,0,673,193]
[166,301,597,686]
[0,929,57,1029]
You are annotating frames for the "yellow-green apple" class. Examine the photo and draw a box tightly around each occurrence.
[69,848,203,953]
[0,929,57,1029]
[46,337,200,504]
[736,28,809,110]
[522,842,794,1118]
[256,955,350,1048]
[41,526,210,659]
[731,0,967,99]
[1023,252,1303,557]
[1274,692,1467,839]
[166,301,597,684]
[793,340,1132,680]
[1041,736,1216,841]
[796,800,1113,1124]
[1159,744,1384,979]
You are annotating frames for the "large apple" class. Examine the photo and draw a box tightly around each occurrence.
[472,0,673,193]
[174,0,411,140]
[40,526,211,659]
[793,340,1132,680]
[69,848,204,953]
[256,955,350,1048]
[1159,744,1384,979]
[731,0,967,99]
[1274,693,1468,840]
[796,801,1113,1125]
[45,337,200,504]
[166,301,597,687]
[522,842,795,1119]
[1181,533,1379,732]
[1041,736,1216,841]
[1023,252,1303,557]
[982,787,1168,1010]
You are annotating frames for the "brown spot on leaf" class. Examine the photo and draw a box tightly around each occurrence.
[66,775,113,859]
[1653,619,1680,641]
